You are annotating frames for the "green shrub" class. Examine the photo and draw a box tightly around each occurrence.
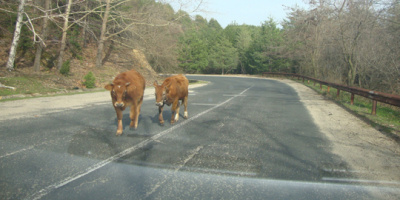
[83,71,96,88]
[60,60,70,75]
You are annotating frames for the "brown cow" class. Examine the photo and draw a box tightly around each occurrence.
[153,74,189,125]
[105,70,145,135]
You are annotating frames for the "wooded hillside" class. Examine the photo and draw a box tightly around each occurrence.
[0,0,399,94]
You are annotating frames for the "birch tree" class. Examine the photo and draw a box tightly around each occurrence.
[6,0,26,71]
[33,0,50,72]
[95,0,111,68]
[56,0,73,70]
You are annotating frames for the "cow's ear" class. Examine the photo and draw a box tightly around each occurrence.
[105,83,113,91]
[153,81,158,87]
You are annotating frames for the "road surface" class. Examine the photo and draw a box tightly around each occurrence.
[0,75,399,199]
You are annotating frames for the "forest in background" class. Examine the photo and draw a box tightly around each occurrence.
[0,0,399,94]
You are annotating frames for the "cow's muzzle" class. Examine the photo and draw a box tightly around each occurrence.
[114,102,125,108]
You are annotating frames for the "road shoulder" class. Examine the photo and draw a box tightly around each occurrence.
[0,83,207,121]
[277,78,400,185]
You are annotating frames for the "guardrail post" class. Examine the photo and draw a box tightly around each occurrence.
[372,100,377,115]
[320,83,322,90]
[327,86,330,93]
[336,89,340,98]
[351,94,355,105]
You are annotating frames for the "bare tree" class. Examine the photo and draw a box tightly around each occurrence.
[95,0,111,68]
[56,0,73,70]
[94,0,204,69]
[33,0,50,72]
[283,0,398,91]
[6,0,26,71]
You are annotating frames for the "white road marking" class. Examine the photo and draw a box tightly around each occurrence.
[27,85,253,200]
[322,168,385,174]
[0,147,35,159]
[223,94,247,97]
[0,135,72,159]
[145,145,204,198]
[190,103,219,106]
[322,177,400,185]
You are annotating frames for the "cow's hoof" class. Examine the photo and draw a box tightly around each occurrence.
[116,131,122,136]
[129,126,137,130]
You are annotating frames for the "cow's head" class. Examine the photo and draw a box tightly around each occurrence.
[153,81,167,106]
[105,82,134,108]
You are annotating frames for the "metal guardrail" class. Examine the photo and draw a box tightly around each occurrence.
[262,72,400,115]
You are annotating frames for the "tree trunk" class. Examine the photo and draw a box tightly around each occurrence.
[346,55,357,86]
[33,0,50,72]
[6,0,26,71]
[82,0,89,48]
[95,0,111,68]
[56,0,72,70]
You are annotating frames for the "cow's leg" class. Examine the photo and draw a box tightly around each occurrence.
[132,97,143,129]
[175,101,181,122]
[183,96,188,119]
[129,105,137,129]
[158,105,164,125]
[115,108,123,136]
[171,100,179,124]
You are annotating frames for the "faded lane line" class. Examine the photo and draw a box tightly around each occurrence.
[322,177,400,186]
[190,103,219,106]
[0,135,72,159]
[223,94,247,97]
[145,145,204,198]
[26,85,253,200]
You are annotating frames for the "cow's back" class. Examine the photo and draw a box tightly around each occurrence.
[176,74,189,98]
[165,74,188,99]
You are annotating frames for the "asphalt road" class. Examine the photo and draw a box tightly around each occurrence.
[0,75,399,199]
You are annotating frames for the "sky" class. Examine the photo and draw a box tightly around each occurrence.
[171,0,309,28]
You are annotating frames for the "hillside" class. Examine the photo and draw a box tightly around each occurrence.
[0,44,162,99]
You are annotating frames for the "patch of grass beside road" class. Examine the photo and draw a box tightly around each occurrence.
[0,77,207,102]
[296,79,400,138]
[0,76,59,96]
[0,76,105,102]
